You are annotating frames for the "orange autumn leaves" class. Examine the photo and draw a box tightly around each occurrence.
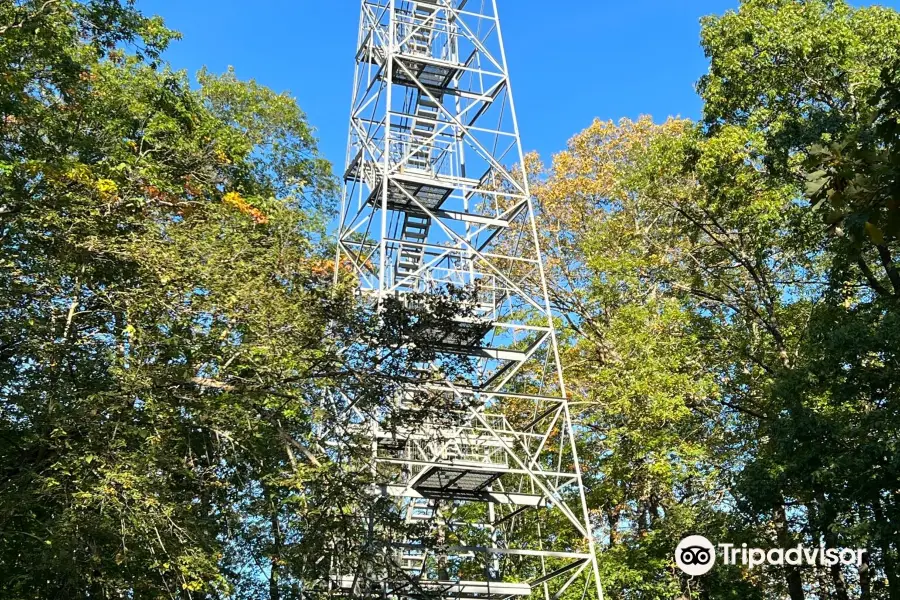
[530,116,692,235]
[222,191,269,225]
[307,258,356,278]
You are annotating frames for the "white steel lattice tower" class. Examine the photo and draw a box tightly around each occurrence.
[333,1,604,598]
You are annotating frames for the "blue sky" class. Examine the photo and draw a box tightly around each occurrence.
[139,0,900,168]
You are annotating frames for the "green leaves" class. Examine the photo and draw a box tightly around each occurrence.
[700,0,900,300]
[805,168,829,199]
[0,2,357,598]
[533,113,817,597]
[700,0,900,168]
[535,4,900,589]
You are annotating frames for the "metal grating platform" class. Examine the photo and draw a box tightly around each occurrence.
[422,318,493,348]
[392,57,462,92]
[335,577,532,600]
[413,465,502,501]
[344,156,456,211]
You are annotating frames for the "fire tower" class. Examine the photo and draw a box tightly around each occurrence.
[333,1,604,598]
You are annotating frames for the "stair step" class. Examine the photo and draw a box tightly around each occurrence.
[418,95,440,107]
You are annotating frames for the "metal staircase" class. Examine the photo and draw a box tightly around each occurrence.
[334,1,604,598]
[396,213,431,292]
[408,2,436,57]
[407,94,439,173]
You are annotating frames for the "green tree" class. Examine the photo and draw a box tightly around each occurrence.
[530,116,820,599]
[700,2,900,598]
[528,1,900,598]
[0,2,475,598]
[699,0,900,301]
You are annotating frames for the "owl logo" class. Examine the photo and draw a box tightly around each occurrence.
[675,535,716,576]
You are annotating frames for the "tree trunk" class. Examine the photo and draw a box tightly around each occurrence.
[774,501,805,600]
[699,581,711,600]
[828,559,851,600]
[860,550,871,600]
[815,501,850,600]
[873,502,900,600]
[607,509,622,546]
[268,492,282,600]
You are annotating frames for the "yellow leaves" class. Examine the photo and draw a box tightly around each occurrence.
[307,258,352,278]
[303,258,359,289]
[534,116,692,237]
[181,580,206,593]
[222,191,269,225]
[96,178,118,199]
[59,164,122,201]
[522,151,543,181]
[222,191,242,206]
[66,163,93,185]
[214,148,232,165]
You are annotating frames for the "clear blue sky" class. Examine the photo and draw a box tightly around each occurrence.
[138,0,900,168]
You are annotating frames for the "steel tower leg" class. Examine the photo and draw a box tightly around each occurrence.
[334,1,604,598]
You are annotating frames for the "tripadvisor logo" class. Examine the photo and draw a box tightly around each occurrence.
[676,536,717,576]
[675,536,867,576]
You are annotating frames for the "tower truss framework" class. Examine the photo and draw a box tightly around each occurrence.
[333,2,603,598]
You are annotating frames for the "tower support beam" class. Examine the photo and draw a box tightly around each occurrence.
[334,2,604,598]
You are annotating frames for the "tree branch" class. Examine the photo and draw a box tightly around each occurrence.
[0,0,61,36]
[875,244,900,297]
[857,257,891,297]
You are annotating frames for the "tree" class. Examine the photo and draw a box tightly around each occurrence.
[529,115,820,599]
[526,2,900,598]
[0,2,468,598]
[699,2,900,598]
[699,0,900,302]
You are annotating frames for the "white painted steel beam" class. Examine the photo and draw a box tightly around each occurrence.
[332,1,604,598]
